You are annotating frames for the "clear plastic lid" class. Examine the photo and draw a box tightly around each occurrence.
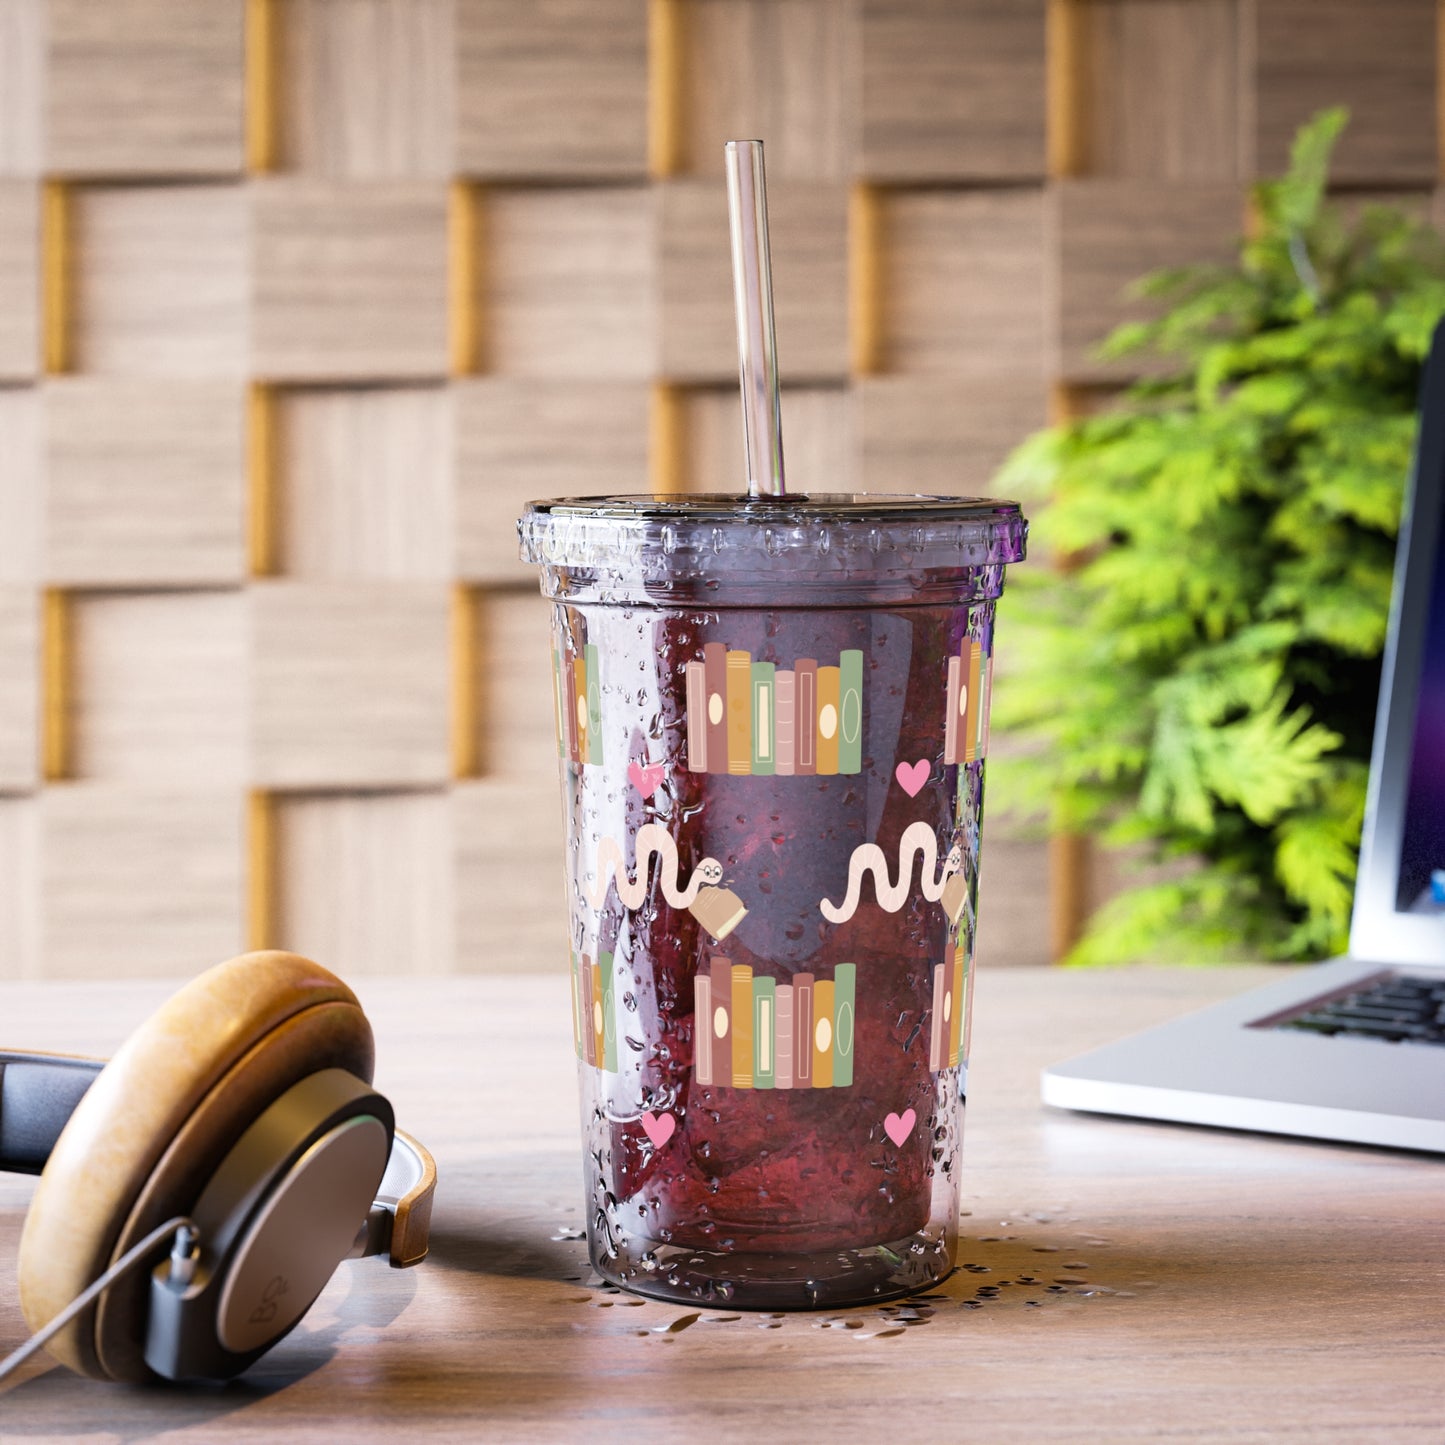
[518,493,1028,608]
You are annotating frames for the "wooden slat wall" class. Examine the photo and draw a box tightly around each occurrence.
[0,0,1436,978]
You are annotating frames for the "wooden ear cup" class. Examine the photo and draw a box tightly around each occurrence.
[16,951,375,1383]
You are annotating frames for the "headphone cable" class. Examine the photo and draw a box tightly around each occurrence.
[0,1215,198,1387]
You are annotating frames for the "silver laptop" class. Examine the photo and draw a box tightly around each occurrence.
[1042,321,1445,1154]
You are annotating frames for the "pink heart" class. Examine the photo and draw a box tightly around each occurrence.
[895,760,930,797]
[883,1108,916,1147]
[640,1111,675,1148]
[628,761,666,798]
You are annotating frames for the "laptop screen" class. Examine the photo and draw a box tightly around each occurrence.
[1352,318,1445,963]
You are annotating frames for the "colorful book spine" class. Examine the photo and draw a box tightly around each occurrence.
[751,661,776,776]
[694,971,714,1084]
[686,659,708,772]
[551,643,566,759]
[838,651,863,775]
[585,643,603,766]
[589,955,605,1065]
[811,980,834,1089]
[710,956,732,1085]
[580,957,596,1067]
[569,950,583,1059]
[775,983,794,1088]
[929,958,947,1071]
[978,642,995,758]
[563,645,579,762]
[948,942,966,1068]
[792,973,814,1087]
[599,951,617,1072]
[753,976,776,1088]
[572,655,589,763]
[944,654,961,765]
[963,940,976,1061]
[963,640,982,764]
[794,661,817,775]
[726,651,752,776]
[815,665,840,776]
[704,643,728,774]
[731,963,754,1087]
[775,669,796,776]
[832,963,855,1086]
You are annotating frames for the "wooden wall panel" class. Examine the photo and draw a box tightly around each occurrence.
[70,184,249,378]
[454,380,650,584]
[858,377,1050,496]
[453,778,568,975]
[0,799,39,975]
[484,187,656,379]
[0,386,41,583]
[251,180,450,381]
[276,0,454,179]
[681,385,854,495]
[276,384,453,581]
[859,0,1048,180]
[1249,0,1437,185]
[43,0,244,177]
[250,582,451,789]
[658,179,848,382]
[475,591,559,782]
[879,189,1048,378]
[0,180,38,379]
[454,0,648,179]
[678,0,852,181]
[0,0,43,176]
[70,592,247,785]
[1074,0,1240,182]
[1050,180,1240,381]
[43,379,247,585]
[276,789,454,974]
[0,587,38,791]
[38,786,245,977]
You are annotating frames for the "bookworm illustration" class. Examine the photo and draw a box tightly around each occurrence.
[684,645,865,776]
[944,636,994,764]
[584,823,748,940]
[819,821,966,926]
[551,636,603,766]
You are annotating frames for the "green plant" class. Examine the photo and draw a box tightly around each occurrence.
[993,110,1445,963]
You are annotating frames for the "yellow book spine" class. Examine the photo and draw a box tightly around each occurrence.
[731,963,754,1086]
[948,941,966,1067]
[726,650,752,775]
[963,641,982,763]
[811,980,835,1088]
[815,665,840,776]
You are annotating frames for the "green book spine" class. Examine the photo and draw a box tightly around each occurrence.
[600,951,617,1072]
[832,963,856,1086]
[838,650,863,775]
[570,949,582,1059]
[551,643,565,758]
[753,975,776,1088]
[585,643,603,765]
[750,661,776,776]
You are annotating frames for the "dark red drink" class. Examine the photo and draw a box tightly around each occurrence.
[521,494,1025,1308]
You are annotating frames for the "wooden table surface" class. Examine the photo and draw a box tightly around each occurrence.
[1,965,1442,1442]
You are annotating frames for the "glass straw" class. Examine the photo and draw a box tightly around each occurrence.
[725,140,786,497]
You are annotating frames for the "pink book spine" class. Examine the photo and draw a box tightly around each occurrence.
[694,972,713,1084]
[775,669,796,776]
[944,654,961,765]
[792,974,814,1086]
[774,983,794,1089]
[795,661,817,775]
[929,960,947,1071]
[685,660,708,772]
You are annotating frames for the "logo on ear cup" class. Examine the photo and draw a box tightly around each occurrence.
[248,1275,289,1325]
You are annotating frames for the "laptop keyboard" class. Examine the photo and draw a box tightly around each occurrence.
[1280,973,1445,1045]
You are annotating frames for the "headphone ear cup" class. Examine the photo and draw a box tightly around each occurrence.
[17,951,375,1383]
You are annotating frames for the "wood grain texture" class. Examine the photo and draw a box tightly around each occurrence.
[1050,180,1241,381]
[251,178,450,380]
[454,379,650,583]
[453,777,568,973]
[3,967,1443,1434]
[0,586,38,791]
[0,385,40,583]
[681,384,854,494]
[42,379,247,586]
[69,183,249,377]
[859,0,1048,180]
[1073,0,1240,182]
[878,188,1048,378]
[35,785,245,977]
[857,376,1050,495]
[455,0,647,179]
[43,0,245,177]
[0,0,42,176]
[0,798,38,973]
[483,186,656,378]
[0,179,38,378]
[658,178,848,382]
[1248,0,1437,184]
[276,0,455,178]
[275,788,455,974]
[250,581,451,789]
[474,589,562,782]
[69,591,247,785]
[678,0,852,181]
[276,384,453,580]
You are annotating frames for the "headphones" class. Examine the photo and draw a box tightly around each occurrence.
[1,951,435,1385]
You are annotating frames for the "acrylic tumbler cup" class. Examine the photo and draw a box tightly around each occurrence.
[519,493,1027,1309]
